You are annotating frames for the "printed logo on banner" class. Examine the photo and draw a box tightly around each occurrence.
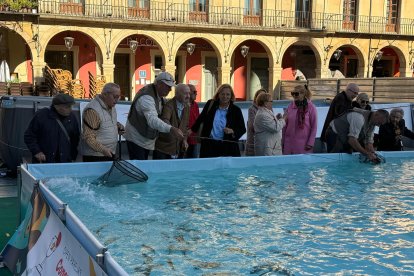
[28,232,62,274]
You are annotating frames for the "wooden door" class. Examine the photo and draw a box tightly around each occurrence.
[114,54,130,100]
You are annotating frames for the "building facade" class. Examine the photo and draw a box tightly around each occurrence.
[1,0,414,101]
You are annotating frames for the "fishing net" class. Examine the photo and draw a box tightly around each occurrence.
[97,160,148,186]
[359,152,386,165]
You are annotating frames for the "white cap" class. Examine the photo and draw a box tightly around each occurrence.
[155,72,175,87]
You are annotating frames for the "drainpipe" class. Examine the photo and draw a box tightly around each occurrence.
[367,0,373,77]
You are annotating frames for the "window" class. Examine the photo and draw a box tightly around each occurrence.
[128,0,150,18]
[342,0,357,30]
[243,0,262,25]
[295,0,311,28]
[59,0,83,14]
[386,0,399,32]
[189,0,209,22]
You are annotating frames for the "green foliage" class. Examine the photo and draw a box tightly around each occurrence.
[6,0,37,11]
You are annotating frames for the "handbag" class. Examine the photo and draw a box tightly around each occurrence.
[195,100,214,143]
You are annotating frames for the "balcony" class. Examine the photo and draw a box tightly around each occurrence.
[35,0,414,36]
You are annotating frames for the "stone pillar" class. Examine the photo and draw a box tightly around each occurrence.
[32,60,47,85]
[315,65,322,79]
[163,63,176,77]
[102,63,115,83]
[217,65,232,85]
[269,65,282,99]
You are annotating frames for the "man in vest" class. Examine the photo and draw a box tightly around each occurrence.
[326,108,389,162]
[321,83,360,143]
[153,83,190,159]
[82,83,124,162]
[124,72,184,160]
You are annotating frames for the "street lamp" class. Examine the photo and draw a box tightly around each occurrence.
[333,49,342,60]
[64,36,74,50]
[129,39,138,54]
[240,45,249,58]
[186,43,195,55]
[375,51,383,62]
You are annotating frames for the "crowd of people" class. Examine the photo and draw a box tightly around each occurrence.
[23,74,414,164]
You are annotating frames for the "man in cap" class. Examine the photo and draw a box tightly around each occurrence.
[24,93,80,163]
[82,82,124,162]
[321,82,360,144]
[124,72,184,160]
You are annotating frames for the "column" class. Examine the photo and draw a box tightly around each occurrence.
[163,63,176,77]
[102,63,115,83]
[269,64,282,99]
[32,60,47,85]
[217,65,232,85]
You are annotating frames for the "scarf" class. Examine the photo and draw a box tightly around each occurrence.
[294,98,308,129]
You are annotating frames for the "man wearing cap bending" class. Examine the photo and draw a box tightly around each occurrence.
[24,93,80,163]
[82,82,124,162]
[125,72,184,160]
[321,83,360,144]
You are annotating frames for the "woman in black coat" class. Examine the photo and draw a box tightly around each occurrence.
[377,108,414,151]
[191,84,246,158]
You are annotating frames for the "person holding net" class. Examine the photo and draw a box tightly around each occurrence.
[81,83,125,162]
[124,72,184,160]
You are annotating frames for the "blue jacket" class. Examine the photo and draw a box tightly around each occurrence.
[24,106,80,163]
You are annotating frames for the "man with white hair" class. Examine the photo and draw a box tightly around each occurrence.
[82,82,125,162]
[125,72,184,160]
[153,83,190,159]
[321,82,360,143]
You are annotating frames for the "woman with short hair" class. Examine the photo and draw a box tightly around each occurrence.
[377,108,414,151]
[245,88,268,156]
[254,93,285,156]
[352,93,372,110]
[282,85,318,154]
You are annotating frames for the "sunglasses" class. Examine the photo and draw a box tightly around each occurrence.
[291,92,300,97]
[360,100,369,104]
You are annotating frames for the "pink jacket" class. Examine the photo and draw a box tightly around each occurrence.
[282,100,317,154]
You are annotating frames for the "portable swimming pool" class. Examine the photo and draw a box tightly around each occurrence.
[23,153,414,275]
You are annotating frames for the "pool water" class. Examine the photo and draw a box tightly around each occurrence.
[46,158,414,275]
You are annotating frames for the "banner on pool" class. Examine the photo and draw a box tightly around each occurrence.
[0,186,107,276]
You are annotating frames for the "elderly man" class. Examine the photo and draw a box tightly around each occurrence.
[24,93,80,163]
[82,83,124,162]
[326,108,389,162]
[153,84,190,159]
[321,82,360,143]
[124,72,184,160]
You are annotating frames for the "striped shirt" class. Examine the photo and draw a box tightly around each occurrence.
[82,108,108,154]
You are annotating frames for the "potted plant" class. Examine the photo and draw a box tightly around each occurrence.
[0,0,10,11]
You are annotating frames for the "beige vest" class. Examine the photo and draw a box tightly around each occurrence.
[82,96,118,156]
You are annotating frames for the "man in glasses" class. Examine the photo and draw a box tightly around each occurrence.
[124,72,184,160]
[321,82,360,146]
[352,93,372,111]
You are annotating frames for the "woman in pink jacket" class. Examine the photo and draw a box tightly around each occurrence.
[282,85,317,154]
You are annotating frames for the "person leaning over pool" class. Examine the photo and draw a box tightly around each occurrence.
[254,93,286,156]
[191,84,246,158]
[245,88,268,156]
[377,107,414,151]
[326,108,389,162]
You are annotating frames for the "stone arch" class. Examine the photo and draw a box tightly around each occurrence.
[0,24,36,61]
[377,42,407,68]
[280,37,324,70]
[40,26,106,61]
[110,30,168,64]
[329,39,367,77]
[172,33,223,66]
[227,36,276,66]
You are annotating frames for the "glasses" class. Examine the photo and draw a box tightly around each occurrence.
[291,92,300,97]
[360,100,369,104]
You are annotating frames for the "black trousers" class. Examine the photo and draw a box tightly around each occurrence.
[199,139,241,158]
[152,150,172,160]
[184,144,199,158]
[127,141,150,160]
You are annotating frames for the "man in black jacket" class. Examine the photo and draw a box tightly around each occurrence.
[24,93,80,163]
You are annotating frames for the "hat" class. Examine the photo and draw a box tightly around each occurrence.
[155,72,175,87]
[52,93,75,106]
[346,83,360,93]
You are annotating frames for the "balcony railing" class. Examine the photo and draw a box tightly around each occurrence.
[36,1,414,36]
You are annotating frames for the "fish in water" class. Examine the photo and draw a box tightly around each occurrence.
[191,260,221,269]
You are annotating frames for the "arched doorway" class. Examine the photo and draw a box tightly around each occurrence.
[372,47,400,77]
[328,46,362,78]
[281,44,317,80]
